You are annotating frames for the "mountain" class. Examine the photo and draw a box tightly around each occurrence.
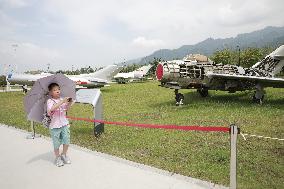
[125,26,284,65]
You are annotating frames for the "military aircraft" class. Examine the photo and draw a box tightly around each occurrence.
[156,45,284,105]
[7,65,122,88]
[114,64,152,84]
[67,65,122,88]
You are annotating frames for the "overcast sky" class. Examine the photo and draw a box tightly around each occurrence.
[0,0,283,73]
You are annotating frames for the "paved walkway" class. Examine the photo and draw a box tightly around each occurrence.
[0,124,227,189]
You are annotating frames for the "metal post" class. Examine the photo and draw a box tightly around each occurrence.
[26,121,40,139]
[93,93,104,137]
[230,124,239,189]
[26,121,35,139]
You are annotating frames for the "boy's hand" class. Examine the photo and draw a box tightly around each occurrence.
[67,97,73,103]
[63,97,70,103]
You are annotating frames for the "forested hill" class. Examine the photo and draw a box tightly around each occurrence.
[126,26,284,65]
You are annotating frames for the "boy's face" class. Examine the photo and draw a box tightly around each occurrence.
[50,86,60,98]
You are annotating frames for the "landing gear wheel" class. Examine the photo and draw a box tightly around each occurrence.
[252,92,264,104]
[197,88,209,97]
[174,89,184,106]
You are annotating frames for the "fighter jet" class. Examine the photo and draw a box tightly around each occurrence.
[67,65,122,88]
[114,64,152,84]
[7,64,122,89]
[156,45,284,105]
[6,72,52,86]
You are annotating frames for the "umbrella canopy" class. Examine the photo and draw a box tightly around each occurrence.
[24,73,76,123]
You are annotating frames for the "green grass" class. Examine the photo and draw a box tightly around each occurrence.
[0,81,283,188]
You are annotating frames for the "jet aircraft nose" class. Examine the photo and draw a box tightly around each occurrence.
[156,63,164,80]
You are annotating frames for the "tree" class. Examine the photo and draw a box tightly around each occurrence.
[147,57,162,77]
[240,48,262,67]
[119,64,140,73]
[0,75,7,86]
[211,47,274,68]
[56,70,64,74]
[211,49,234,65]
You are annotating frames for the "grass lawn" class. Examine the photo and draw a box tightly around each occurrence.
[0,81,283,188]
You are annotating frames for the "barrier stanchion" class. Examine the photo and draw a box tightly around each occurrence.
[230,124,239,189]
[26,121,35,139]
[26,121,40,139]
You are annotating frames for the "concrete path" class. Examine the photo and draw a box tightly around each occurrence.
[0,124,227,189]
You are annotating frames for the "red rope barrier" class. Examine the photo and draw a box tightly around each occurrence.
[66,116,230,132]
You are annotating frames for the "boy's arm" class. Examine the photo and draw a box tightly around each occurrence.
[48,98,69,114]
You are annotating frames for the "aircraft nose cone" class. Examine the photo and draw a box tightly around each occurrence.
[156,63,164,80]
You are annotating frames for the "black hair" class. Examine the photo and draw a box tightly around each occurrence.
[48,83,60,91]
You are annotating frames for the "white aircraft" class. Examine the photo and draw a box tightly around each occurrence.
[114,64,153,83]
[67,65,122,88]
[7,65,122,88]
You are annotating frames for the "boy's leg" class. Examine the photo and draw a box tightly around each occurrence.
[62,144,69,155]
[50,128,62,157]
[54,148,60,157]
[61,144,71,164]
[50,128,64,166]
[61,126,70,154]
[61,126,71,164]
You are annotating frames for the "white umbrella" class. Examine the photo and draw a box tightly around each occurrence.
[24,73,76,123]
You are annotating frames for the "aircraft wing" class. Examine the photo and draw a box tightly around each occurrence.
[206,72,284,88]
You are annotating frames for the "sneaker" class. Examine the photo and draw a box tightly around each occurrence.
[55,156,64,167]
[61,154,71,164]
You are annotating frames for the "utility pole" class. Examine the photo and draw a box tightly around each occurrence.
[7,44,18,91]
[237,45,241,67]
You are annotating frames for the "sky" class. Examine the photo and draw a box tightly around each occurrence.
[0,0,283,73]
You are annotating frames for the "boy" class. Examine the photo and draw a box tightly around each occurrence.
[47,83,73,167]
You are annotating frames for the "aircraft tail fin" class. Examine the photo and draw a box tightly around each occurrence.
[135,64,153,75]
[87,65,123,82]
[251,45,284,76]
